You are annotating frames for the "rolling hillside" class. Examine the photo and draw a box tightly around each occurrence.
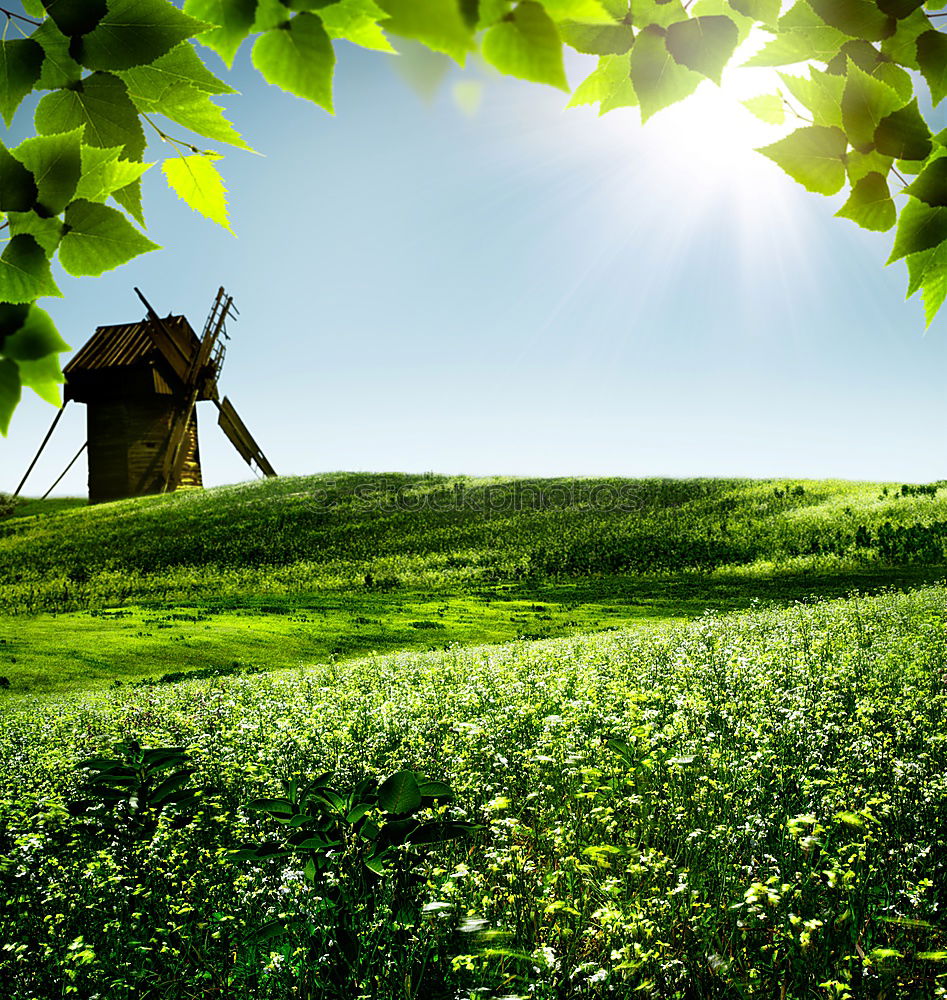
[3,473,947,613]
[2,475,946,997]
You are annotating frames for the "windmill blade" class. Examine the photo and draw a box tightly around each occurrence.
[163,288,235,490]
[216,397,276,478]
[133,287,194,383]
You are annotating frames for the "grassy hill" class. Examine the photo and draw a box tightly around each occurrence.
[4,474,947,609]
[1,474,946,997]
[2,474,947,695]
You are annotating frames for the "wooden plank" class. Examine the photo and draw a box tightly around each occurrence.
[216,396,276,477]
[133,288,193,383]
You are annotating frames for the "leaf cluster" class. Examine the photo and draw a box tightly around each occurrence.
[4,0,947,434]
[233,768,479,986]
[68,739,203,840]
[235,767,478,878]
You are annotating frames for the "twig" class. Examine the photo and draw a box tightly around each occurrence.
[0,6,42,26]
[780,94,813,125]
[140,113,204,155]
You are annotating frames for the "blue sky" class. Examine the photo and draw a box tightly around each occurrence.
[3,38,946,495]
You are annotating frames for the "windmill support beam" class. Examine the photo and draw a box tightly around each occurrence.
[13,403,68,497]
[42,441,87,500]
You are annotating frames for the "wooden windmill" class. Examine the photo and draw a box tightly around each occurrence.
[14,288,276,504]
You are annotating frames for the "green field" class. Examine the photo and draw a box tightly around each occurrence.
[1,475,946,998]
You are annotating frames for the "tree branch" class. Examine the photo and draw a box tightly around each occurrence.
[0,6,42,26]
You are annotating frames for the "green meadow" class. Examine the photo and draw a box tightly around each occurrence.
[1,475,946,998]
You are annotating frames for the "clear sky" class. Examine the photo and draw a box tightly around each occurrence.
[2,38,946,496]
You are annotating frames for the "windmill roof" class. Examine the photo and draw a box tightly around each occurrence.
[64,315,199,376]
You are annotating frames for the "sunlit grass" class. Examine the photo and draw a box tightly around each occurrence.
[1,585,945,996]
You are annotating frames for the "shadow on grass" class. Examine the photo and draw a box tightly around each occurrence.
[3,562,944,700]
[511,563,947,619]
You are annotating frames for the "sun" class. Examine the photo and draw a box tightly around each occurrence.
[639,61,794,200]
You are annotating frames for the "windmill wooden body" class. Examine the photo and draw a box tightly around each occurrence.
[15,288,276,504]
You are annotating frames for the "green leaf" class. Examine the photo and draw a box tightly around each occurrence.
[917,30,947,107]
[0,143,38,213]
[15,346,64,405]
[113,179,144,224]
[117,42,237,99]
[874,98,931,160]
[377,770,422,814]
[897,156,926,175]
[0,40,44,127]
[807,0,894,41]
[7,211,66,256]
[567,52,633,109]
[345,802,373,824]
[141,83,254,150]
[630,25,702,122]
[0,235,61,303]
[247,797,296,815]
[873,60,913,102]
[12,128,83,217]
[835,171,895,230]
[253,0,293,30]
[745,32,840,67]
[845,146,892,183]
[74,144,152,204]
[59,199,158,276]
[475,0,512,26]
[377,0,473,63]
[559,20,634,54]
[905,158,947,207]
[407,820,481,843]
[482,2,568,90]
[418,779,454,799]
[745,4,848,65]
[542,0,615,19]
[727,0,780,25]
[163,153,232,231]
[42,0,108,37]
[0,301,29,341]
[319,0,396,52]
[0,358,21,435]
[824,36,879,73]
[628,0,687,29]
[778,67,844,128]
[879,8,927,68]
[184,0,259,67]
[77,0,213,72]
[876,0,923,17]
[888,196,947,262]
[2,303,69,362]
[742,93,783,124]
[35,72,146,162]
[691,0,751,36]
[665,15,738,84]
[32,19,83,91]
[906,238,947,324]
[252,13,336,112]
[758,125,847,195]
[841,60,903,151]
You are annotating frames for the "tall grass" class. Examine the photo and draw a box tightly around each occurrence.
[1,586,945,997]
